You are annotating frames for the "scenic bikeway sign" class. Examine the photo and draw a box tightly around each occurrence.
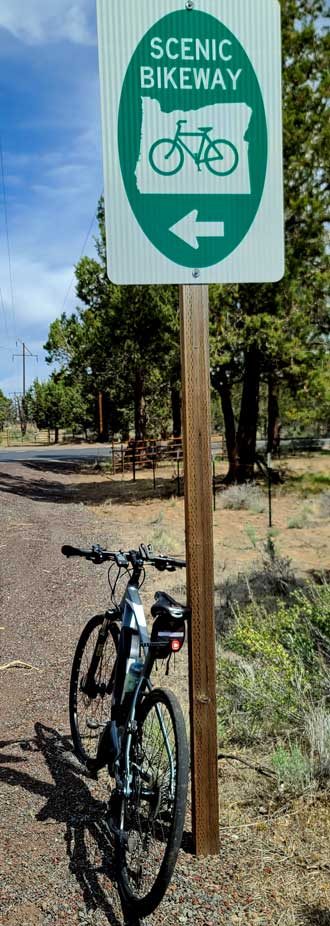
[96,0,284,284]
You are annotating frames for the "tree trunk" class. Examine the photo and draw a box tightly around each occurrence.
[236,345,260,482]
[171,383,181,438]
[54,425,59,444]
[267,375,281,456]
[217,369,240,482]
[134,368,146,441]
[101,393,110,442]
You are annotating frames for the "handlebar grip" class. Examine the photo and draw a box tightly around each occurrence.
[61,544,85,557]
[153,556,186,571]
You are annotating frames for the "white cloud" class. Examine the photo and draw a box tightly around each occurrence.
[0,254,78,394]
[0,0,95,45]
[0,1,102,395]
[0,253,79,329]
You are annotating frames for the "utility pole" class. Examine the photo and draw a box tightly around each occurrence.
[12,339,38,396]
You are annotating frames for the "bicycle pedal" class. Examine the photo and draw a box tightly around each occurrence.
[85,758,98,780]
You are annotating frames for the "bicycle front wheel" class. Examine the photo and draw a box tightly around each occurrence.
[69,613,118,764]
[205,138,239,176]
[149,139,184,176]
[116,687,189,918]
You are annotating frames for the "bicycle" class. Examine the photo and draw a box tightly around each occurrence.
[149,118,239,177]
[62,541,190,918]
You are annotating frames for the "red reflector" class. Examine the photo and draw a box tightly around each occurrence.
[171,639,182,652]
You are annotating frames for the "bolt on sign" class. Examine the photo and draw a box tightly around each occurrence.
[96,0,284,284]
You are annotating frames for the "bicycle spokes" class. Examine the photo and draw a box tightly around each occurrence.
[116,689,188,916]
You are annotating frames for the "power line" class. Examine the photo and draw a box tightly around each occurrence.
[60,199,101,315]
[0,286,9,336]
[0,138,16,338]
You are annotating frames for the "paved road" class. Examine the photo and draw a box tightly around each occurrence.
[1,437,329,464]
[0,445,113,463]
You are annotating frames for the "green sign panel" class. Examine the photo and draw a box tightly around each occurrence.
[118,9,268,269]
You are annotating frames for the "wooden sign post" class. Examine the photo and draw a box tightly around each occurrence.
[180,284,220,856]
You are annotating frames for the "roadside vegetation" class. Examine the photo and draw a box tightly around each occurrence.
[217,541,330,798]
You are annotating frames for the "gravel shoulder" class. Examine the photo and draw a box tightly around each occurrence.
[1,460,329,926]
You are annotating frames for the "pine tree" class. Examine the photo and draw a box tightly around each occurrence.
[210,0,330,480]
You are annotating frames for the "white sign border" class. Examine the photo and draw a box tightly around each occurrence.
[97,0,284,284]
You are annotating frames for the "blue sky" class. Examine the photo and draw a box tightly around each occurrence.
[0,0,103,396]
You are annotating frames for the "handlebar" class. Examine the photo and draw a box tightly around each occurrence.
[61,544,119,565]
[61,543,186,572]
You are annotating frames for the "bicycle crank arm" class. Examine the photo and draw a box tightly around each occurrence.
[86,719,108,730]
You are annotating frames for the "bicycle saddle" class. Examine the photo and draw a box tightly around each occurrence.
[151,591,190,621]
[198,125,212,132]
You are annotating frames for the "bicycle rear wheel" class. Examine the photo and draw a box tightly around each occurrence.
[205,138,239,176]
[69,614,118,764]
[115,687,189,918]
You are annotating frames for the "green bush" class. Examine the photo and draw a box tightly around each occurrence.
[220,483,265,513]
[294,583,330,641]
[270,745,312,794]
[217,651,310,744]
[304,704,330,782]
[318,490,330,519]
[227,586,330,673]
[217,585,330,745]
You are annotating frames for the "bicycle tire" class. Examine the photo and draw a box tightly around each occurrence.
[205,138,239,176]
[69,613,118,764]
[115,687,189,918]
[149,139,184,176]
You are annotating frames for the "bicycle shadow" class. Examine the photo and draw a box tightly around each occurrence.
[0,725,143,926]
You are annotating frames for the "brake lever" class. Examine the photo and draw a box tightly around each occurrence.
[139,543,149,561]
[154,557,167,571]
[90,544,107,564]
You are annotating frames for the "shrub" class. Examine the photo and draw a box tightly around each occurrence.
[287,511,308,530]
[260,553,297,596]
[220,483,265,513]
[270,745,312,794]
[318,490,330,519]
[217,586,330,745]
[287,584,330,652]
[228,586,330,671]
[249,531,298,597]
[226,606,293,674]
[304,704,330,782]
[217,652,308,744]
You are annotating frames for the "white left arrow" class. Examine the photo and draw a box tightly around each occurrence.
[169,209,225,250]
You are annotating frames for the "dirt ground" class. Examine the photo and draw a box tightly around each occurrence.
[1,453,330,926]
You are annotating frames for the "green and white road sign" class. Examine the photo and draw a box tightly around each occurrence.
[97,0,284,284]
